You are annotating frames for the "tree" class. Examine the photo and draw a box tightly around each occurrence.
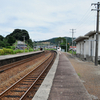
[0,35,4,41]
[22,30,29,41]
[27,39,33,47]
[6,29,30,42]
[0,41,5,47]
[0,39,10,48]
[7,36,16,46]
[56,37,70,52]
[56,37,66,46]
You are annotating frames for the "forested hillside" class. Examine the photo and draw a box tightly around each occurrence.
[0,28,75,48]
[40,37,75,46]
[0,29,33,48]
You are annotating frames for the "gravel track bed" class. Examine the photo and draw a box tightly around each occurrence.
[0,52,50,93]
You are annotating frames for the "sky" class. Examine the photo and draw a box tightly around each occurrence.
[0,0,99,41]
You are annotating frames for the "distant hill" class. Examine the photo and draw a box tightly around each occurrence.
[38,37,75,46]
[6,29,30,41]
[0,28,75,48]
[5,29,33,47]
[0,29,33,48]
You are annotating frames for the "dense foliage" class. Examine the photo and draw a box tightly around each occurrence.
[0,35,10,48]
[0,48,23,55]
[0,35,4,41]
[6,29,30,41]
[0,48,40,55]
[55,37,70,51]
[0,29,33,48]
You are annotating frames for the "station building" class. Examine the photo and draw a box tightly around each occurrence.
[74,31,100,62]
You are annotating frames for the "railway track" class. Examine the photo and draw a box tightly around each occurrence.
[0,51,56,100]
[0,51,51,93]
[0,51,47,73]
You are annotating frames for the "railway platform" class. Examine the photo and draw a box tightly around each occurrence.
[32,52,92,100]
[0,51,43,66]
[0,51,43,60]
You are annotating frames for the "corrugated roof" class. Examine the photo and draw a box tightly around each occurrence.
[73,31,100,42]
[17,41,25,44]
[73,36,89,42]
[85,31,96,36]
[85,31,100,36]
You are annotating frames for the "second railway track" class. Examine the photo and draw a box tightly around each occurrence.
[0,51,56,100]
[0,51,47,73]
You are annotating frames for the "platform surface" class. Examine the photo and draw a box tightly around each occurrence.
[0,51,43,60]
[32,51,59,100]
[48,53,91,100]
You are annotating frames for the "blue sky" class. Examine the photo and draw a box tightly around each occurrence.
[0,0,99,41]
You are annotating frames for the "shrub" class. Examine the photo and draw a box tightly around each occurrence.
[29,49,33,52]
[25,49,28,52]
[3,48,14,54]
[11,46,15,50]
[0,48,24,55]
[0,49,4,55]
[6,46,11,49]
[12,50,17,54]
[15,49,23,53]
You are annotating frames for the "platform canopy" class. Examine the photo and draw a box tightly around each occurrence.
[73,36,89,42]
[85,31,100,36]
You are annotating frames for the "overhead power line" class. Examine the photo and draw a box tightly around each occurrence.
[75,6,92,29]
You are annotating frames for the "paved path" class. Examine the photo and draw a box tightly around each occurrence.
[48,53,91,100]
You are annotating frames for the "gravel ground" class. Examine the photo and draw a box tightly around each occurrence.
[0,52,50,93]
[64,52,100,100]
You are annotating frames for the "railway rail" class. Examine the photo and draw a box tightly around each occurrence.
[0,51,51,93]
[0,51,47,73]
[0,51,56,100]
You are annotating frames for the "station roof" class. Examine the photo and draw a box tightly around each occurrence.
[17,41,25,44]
[74,31,100,43]
[73,36,89,42]
[85,31,100,36]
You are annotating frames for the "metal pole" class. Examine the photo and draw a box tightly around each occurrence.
[70,29,75,55]
[33,40,34,51]
[66,38,67,52]
[23,36,25,53]
[95,3,99,66]
[92,2,100,66]
[72,30,73,54]
[24,36,25,52]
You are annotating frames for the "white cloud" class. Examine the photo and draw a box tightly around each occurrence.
[0,0,99,40]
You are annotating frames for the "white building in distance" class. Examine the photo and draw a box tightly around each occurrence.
[16,41,27,50]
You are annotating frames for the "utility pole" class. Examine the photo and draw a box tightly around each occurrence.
[33,40,34,51]
[23,36,25,53]
[66,38,67,52]
[91,2,100,66]
[70,29,76,55]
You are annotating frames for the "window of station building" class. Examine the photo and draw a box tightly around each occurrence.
[92,35,94,38]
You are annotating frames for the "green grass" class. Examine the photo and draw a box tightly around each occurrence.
[77,73,81,77]
[69,50,76,54]
[45,48,56,51]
